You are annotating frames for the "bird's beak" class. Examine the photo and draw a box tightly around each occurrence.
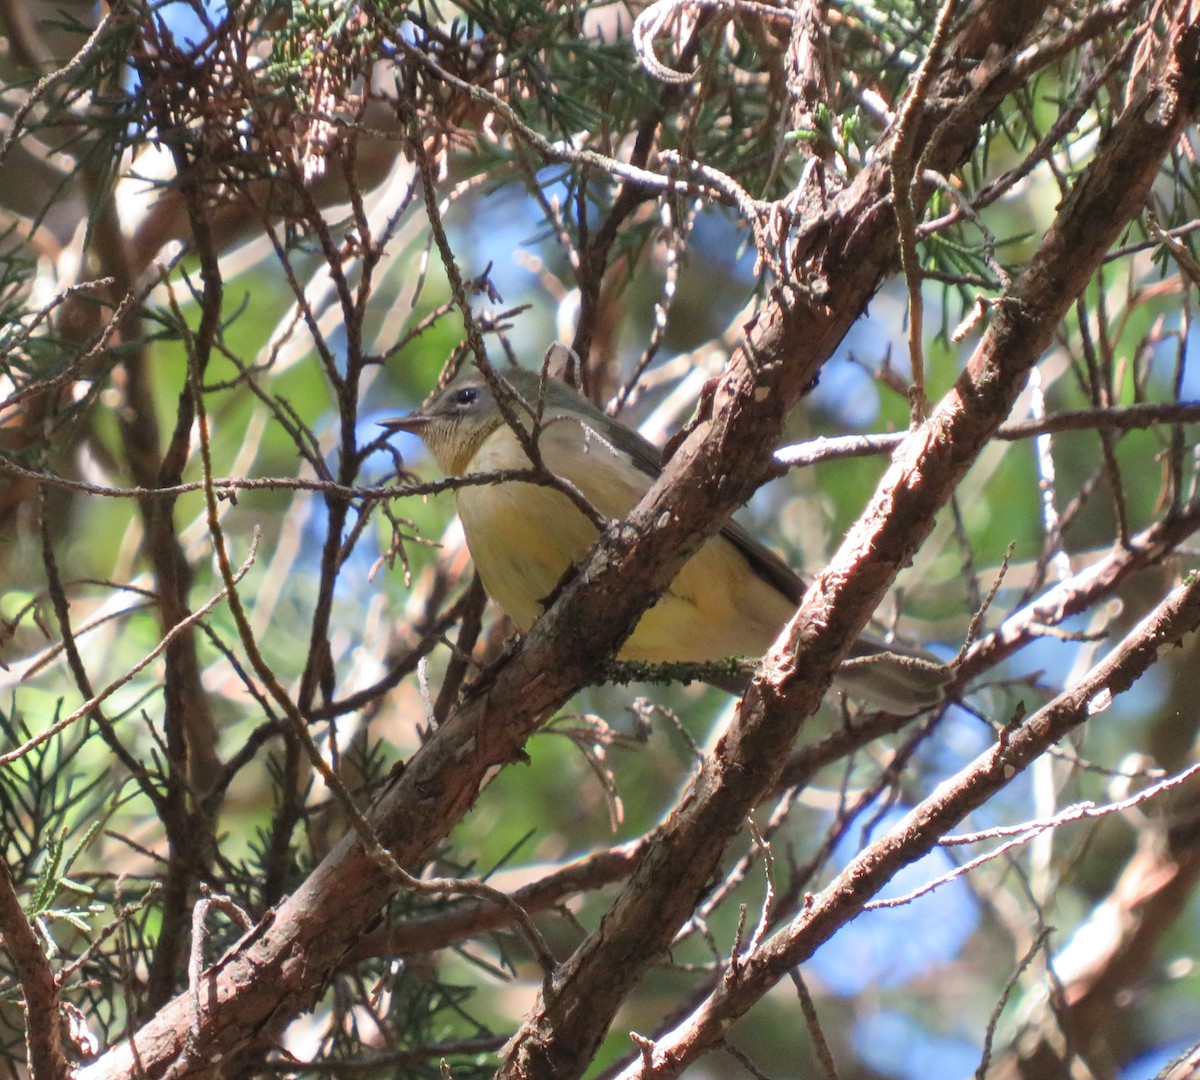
[378,412,430,435]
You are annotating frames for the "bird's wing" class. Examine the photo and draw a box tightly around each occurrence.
[539,389,807,609]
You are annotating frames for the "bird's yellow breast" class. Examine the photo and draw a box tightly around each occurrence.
[456,417,795,662]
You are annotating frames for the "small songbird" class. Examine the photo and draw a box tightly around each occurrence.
[382,366,951,712]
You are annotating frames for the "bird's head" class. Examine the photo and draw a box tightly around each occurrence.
[380,372,512,476]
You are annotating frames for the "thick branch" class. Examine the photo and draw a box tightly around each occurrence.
[619,553,1200,1078]
[500,12,1200,1077]
[0,860,70,1080]
[76,5,1200,1079]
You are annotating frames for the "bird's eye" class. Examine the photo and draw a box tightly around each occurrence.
[453,386,479,406]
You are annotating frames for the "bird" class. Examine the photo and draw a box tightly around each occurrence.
[381,365,951,712]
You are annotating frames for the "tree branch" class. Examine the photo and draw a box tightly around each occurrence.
[615,573,1200,1078]
[0,859,70,1080]
[500,10,1200,1076]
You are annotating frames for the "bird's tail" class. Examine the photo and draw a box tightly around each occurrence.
[835,636,954,714]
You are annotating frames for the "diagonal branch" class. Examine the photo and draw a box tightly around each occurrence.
[500,11,1200,1078]
[0,860,70,1080]
[619,549,1200,1079]
[75,5,1200,1079]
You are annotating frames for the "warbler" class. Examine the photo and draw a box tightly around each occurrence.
[382,366,951,712]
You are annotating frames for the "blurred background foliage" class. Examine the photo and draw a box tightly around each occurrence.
[1,1,1200,1078]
